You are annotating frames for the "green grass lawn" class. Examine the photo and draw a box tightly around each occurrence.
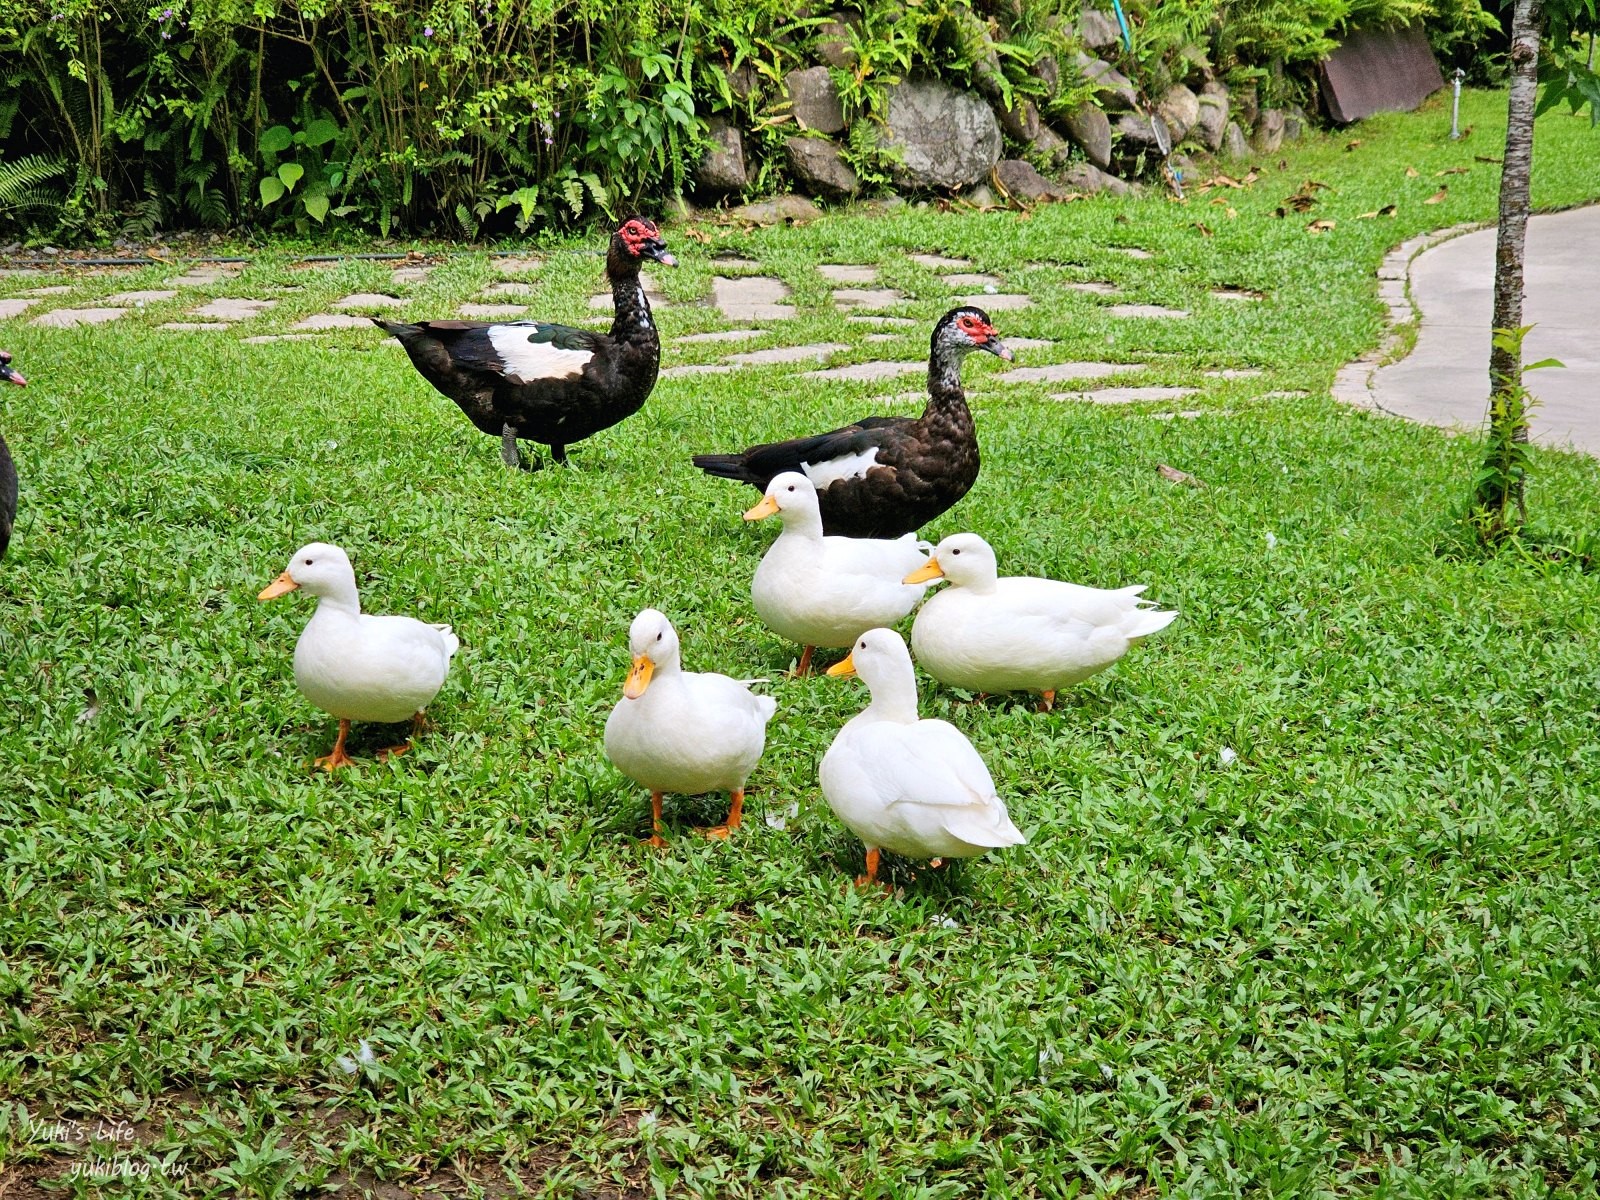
[3,89,1600,1197]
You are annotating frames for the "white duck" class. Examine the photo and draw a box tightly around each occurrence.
[743,471,930,676]
[604,608,778,845]
[905,532,1177,711]
[258,542,459,770]
[821,628,1025,887]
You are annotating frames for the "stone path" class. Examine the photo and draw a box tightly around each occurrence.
[1364,205,1600,456]
[0,249,1291,410]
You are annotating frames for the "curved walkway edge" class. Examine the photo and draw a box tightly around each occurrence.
[1337,204,1600,458]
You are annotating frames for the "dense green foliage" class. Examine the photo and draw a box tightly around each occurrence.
[0,0,1498,240]
[4,93,1600,1195]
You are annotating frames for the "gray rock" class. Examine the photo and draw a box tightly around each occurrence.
[696,118,747,193]
[725,194,824,225]
[962,182,1000,209]
[783,66,846,134]
[1284,104,1309,141]
[1222,120,1250,159]
[947,5,1005,100]
[1073,51,1137,112]
[1064,106,1113,168]
[1077,8,1123,49]
[997,98,1041,143]
[1114,111,1173,153]
[1194,92,1229,151]
[786,136,860,199]
[1059,161,1132,196]
[1030,124,1074,168]
[1032,54,1060,101]
[723,61,761,103]
[1233,84,1260,127]
[815,14,860,70]
[994,159,1069,203]
[1157,84,1199,143]
[879,80,1002,191]
[1201,79,1230,101]
[1253,108,1285,154]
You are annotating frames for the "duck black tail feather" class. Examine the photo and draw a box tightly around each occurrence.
[691,453,760,485]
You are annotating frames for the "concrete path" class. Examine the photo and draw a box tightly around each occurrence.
[1370,205,1600,455]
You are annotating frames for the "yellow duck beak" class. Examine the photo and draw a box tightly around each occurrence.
[903,557,944,585]
[743,494,780,521]
[257,571,300,601]
[624,654,655,699]
[826,653,857,678]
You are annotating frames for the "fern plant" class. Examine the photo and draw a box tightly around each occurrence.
[0,152,67,220]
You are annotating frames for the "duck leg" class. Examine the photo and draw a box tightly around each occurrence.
[642,792,669,848]
[793,646,815,677]
[551,443,569,466]
[314,719,357,772]
[701,788,744,840]
[1038,690,1057,713]
[853,847,882,889]
[378,711,427,760]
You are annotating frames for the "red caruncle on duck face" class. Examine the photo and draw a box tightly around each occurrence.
[617,218,676,266]
[954,312,994,345]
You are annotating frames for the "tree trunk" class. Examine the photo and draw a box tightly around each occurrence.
[1477,0,1544,534]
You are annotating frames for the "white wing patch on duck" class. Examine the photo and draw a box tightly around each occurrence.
[803,446,887,490]
[487,323,595,383]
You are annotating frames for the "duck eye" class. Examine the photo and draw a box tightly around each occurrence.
[951,548,960,555]
[303,558,313,565]
[787,485,795,492]
[656,631,663,641]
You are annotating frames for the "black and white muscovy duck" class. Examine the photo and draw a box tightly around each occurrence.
[375,217,676,470]
[0,350,24,561]
[691,307,1012,539]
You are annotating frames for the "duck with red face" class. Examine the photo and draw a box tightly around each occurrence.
[1,350,24,560]
[375,217,676,470]
[691,307,1012,540]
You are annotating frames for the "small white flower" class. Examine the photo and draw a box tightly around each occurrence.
[335,1038,375,1074]
[1219,747,1238,765]
[1099,1062,1115,1081]
[327,440,338,450]
[1281,465,1289,474]
[932,914,960,929]
[1264,532,1278,550]
[1038,1047,1061,1068]
[637,1111,659,1130]
[983,284,997,294]
[763,801,799,831]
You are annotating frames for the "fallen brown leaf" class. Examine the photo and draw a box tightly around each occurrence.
[1435,166,1469,176]
[1157,463,1206,488]
[1475,155,1503,164]
[1307,218,1336,233]
[1405,166,1419,177]
[1194,222,1214,237]
[1226,206,1238,219]
[1345,139,1363,152]
[1460,124,1473,139]
[1425,186,1448,204]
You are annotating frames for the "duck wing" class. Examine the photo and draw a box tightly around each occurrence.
[692,418,911,491]
[397,320,604,384]
[858,720,1023,848]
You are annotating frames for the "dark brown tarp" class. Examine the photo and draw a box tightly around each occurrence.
[1321,25,1446,124]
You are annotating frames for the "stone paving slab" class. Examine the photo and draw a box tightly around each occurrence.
[160,322,231,331]
[713,276,794,321]
[1113,248,1155,260]
[170,268,241,286]
[493,256,544,274]
[462,303,531,319]
[1063,281,1120,295]
[1106,303,1189,318]
[818,264,879,283]
[865,333,901,343]
[33,307,127,327]
[482,282,536,297]
[192,298,275,320]
[832,288,904,310]
[960,293,1031,310]
[1049,386,1197,404]
[1204,367,1263,379]
[391,266,431,285]
[335,292,404,309]
[660,364,742,378]
[1002,337,1055,351]
[909,254,971,269]
[942,273,1003,288]
[805,361,925,381]
[711,256,758,269]
[675,329,766,344]
[847,315,916,327]
[0,299,38,320]
[727,342,847,366]
[1211,288,1263,301]
[1000,362,1142,384]
[293,313,374,330]
[245,333,324,343]
[24,286,72,296]
[108,289,179,305]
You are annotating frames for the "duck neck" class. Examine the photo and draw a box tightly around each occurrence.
[923,348,975,438]
[606,247,657,345]
[778,505,826,542]
[310,583,362,621]
[861,669,921,724]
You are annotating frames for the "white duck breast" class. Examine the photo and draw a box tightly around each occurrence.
[487,323,595,383]
[909,533,1176,696]
[747,472,929,650]
[294,612,457,723]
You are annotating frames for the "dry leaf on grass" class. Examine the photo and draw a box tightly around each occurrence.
[1194,222,1214,237]
[1345,140,1363,151]
[1307,219,1337,233]
[1436,166,1470,176]
[1425,186,1448,204]
[1405,166,1420,177]
[1475,155,1503,164]
[1357,205,1398,219]
[1157,463,1206,488]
